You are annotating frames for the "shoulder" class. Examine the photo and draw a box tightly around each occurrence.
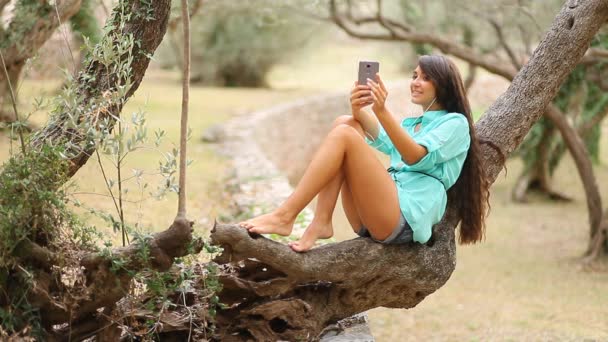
[438,113,469,131]
[443,112,468,123]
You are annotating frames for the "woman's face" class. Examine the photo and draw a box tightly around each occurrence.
[410,65,438,107]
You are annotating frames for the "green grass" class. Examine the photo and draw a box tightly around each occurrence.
[1,69,314,245]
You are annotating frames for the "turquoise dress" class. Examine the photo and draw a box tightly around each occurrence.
[364,109,470,243]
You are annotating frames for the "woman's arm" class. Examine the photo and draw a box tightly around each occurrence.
[353,108,379,139]
[367,76,427,164]
[375,108,427,164]
[350,82,380,139]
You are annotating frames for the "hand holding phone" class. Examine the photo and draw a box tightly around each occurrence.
[358,61,379,85]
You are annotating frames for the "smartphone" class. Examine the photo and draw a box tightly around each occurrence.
[358,61,380,85]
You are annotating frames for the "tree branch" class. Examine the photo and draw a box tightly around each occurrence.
[476,0,608,181]
[43,218,203,325]
[580,47,608,65]
[329,0,517,80]
[176,0,191,218]
[3,0,81,63]
[488,18,521,70]
[579,102,608,134]
[544,104,603,242]
[168,0,203,31]
[31,0,172,177]
[0,0,11,15]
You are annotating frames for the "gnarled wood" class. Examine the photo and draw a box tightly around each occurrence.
[209,1,608,340]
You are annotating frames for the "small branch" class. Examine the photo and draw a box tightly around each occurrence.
[518,23,533,56]
[579,100,608,134]
[53,0,77,71]
[116,121,128,246]
[176,0,191,219]
[588,47,608,58]
[96,149,123,237]
[0,49,26,155]
[488,18,521,70]
[581,47,608,65]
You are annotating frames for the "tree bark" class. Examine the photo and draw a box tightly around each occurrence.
[208,3,608,340]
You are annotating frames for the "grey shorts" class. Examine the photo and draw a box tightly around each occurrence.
[357,211,414,244]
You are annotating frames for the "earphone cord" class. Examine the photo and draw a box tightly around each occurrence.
[423,97,437,113]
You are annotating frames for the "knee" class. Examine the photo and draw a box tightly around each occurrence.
[331,115,364,136]
[330,124,362,142]
[331,115,354,128]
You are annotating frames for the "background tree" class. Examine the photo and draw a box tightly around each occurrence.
[159,0,317,87]
[0,0,82,124]
[67,0,102,76]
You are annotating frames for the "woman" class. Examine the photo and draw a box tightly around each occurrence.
[239,54,490,252]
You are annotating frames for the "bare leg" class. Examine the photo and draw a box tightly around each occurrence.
[287,166,345,251]
[340,178,364,234]
[239,115,357,237]
[288,116,367,251]
[239,124,401,250]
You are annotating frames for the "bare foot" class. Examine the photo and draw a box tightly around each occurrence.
[288,219,334,252]
[238,211,295,236]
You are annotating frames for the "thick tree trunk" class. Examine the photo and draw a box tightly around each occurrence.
[208,2,608,340]
[543,104,604,257]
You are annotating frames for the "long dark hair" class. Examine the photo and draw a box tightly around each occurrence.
[418,55,490,244]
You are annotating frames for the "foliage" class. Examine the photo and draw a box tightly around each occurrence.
[69,0,102,45]
[515,31,608,176]
[0,146,99,337]
[162,0,316,87]
[0,146,77,267]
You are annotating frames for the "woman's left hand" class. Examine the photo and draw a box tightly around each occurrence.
[367,73,388,116]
